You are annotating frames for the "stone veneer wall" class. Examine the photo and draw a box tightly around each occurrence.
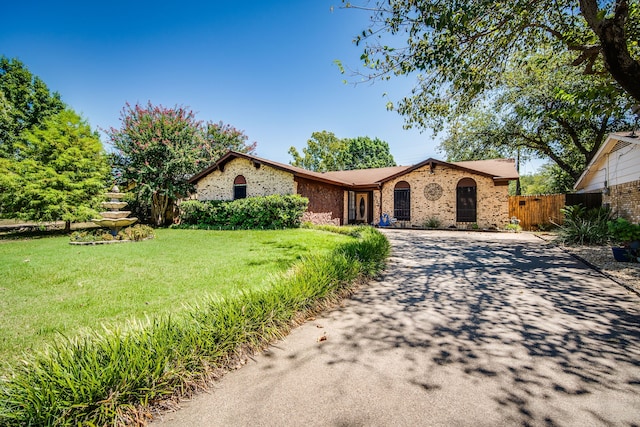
[604,179,640,223]
[379,164,510,228]
[194,158,295,200]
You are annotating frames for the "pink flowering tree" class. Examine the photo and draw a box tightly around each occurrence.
[107,102,255,226]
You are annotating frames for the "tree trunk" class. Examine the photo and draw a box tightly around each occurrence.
[151,193,170,227]
[579,0,640,103]
[64,220,71,233]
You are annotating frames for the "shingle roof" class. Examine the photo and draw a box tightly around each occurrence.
[451,159,520,180]
[189,151,519,188]
[321,166,411,186]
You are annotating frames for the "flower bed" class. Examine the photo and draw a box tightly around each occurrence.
[69,224,155,244]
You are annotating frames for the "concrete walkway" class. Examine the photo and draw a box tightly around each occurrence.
[153,230,640,426]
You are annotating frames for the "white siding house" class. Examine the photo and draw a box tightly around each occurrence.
[574,132,640,222]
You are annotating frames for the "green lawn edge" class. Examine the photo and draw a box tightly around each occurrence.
[0,226,390,426]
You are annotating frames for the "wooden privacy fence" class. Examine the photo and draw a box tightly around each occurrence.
[509,194,566,230]
[508,193,602,231]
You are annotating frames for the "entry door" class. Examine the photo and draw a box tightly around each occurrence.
[355,193,368,222]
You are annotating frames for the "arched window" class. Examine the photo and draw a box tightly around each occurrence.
[456,178,477,222]
[233,175,247,200]
[394,181,411,220]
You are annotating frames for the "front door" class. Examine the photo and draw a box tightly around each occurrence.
[355,192,368,223]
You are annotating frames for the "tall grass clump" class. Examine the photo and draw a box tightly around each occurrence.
[0,226,389,426]
[557,204,611,245]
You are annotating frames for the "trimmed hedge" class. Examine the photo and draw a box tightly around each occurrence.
[0,226,390,426]
[178,195,309,229]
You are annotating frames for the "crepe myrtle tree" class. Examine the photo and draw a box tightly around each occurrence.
[107,102,256,226]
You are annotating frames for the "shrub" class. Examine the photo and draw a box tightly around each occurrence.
[557,205,611,245]
[607,217,640,245]
[69,225,155,243]
[423,217,441,228]
[504,223,522,232]
[117,224,155,241]
[0,226,388,425]
[178,195,309,229]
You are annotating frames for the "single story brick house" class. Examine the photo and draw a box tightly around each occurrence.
[574,131,640,223]
[188,151,519,228]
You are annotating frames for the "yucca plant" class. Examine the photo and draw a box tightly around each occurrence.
[558,204,611,245]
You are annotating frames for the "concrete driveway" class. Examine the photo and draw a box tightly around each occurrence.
[153,229,640,426]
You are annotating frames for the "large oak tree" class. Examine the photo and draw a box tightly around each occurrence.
[342,0,639,129]
[438,51,633,185]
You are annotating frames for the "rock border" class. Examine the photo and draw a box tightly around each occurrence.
[69,236,154,246]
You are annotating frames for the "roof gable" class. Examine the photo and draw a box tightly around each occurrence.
[377,158,518,184]
[574,132,640,191]
[188,151,354,187]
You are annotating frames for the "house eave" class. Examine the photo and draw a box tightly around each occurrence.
[574,132,640,191]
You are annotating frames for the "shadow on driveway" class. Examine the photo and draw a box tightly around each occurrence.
[155,230,640,427]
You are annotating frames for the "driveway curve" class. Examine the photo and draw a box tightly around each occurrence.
[153,229,640,426]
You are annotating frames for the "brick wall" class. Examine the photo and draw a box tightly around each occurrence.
[295,177,344,224]
[604,179,640,223]
[194,158,295,200]
[379,164,510,228]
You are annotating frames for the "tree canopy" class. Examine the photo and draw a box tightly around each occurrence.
[0,109,110,230]
[108,102,256,226]
[0,57,64,158]
[438,51,633,183]
[342,0,639,129]
[0,58,107,230]
[288,131,396,172]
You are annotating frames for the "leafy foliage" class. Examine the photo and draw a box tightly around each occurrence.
[438,51,633,182]
[557,204,612,245]
[607,217,640,245]
[179,195,309,229]
[107,102,256,226]
[201,121,257,168]
[0,109,109,227]
[343,136,396,170]
[508,163,579,195]
[0,57,64,158]
[288,131,396,171]
[70,224,155,243]
[343,0,640,125]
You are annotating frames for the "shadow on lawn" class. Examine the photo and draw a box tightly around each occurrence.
[314,230,640,425]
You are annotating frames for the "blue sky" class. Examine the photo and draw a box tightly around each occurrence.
[1,1,541,172]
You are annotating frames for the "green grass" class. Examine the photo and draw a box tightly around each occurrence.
[0,226,390,426]
[0,228,350,363]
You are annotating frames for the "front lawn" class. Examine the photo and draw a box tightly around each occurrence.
[0,228,350,363]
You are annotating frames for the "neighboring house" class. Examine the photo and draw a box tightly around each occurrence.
[189,151,519,228]
[574,131,640,223]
